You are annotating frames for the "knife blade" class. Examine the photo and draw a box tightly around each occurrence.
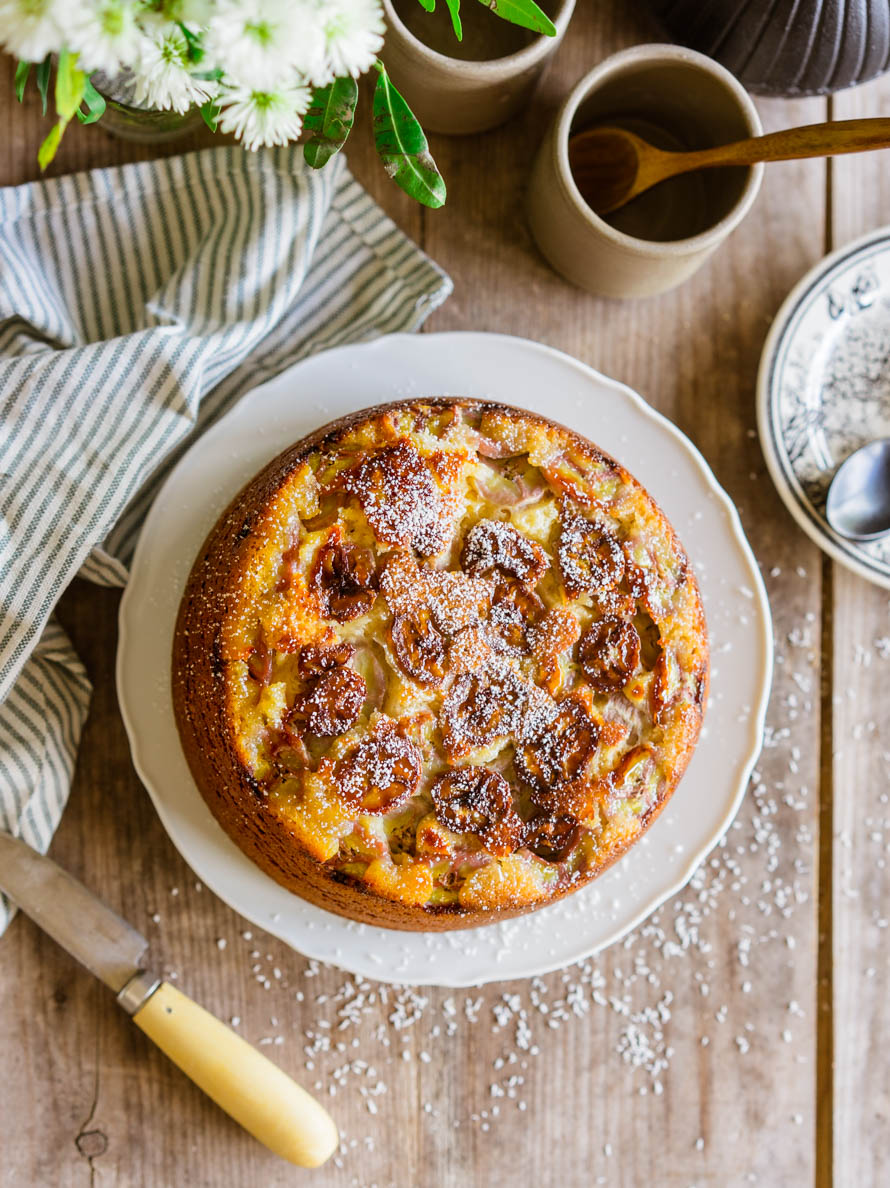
[0,831,146,993]
[0,832,339,1168]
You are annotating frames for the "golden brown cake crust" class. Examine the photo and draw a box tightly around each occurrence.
[172,398,709,931]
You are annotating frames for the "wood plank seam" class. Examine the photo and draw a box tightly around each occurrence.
[817,553,835,1188]
[816,105,834,1188]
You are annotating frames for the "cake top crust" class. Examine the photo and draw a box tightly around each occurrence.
[194,398,708,917]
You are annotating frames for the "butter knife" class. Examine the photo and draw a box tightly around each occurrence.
[0,831,338,1168]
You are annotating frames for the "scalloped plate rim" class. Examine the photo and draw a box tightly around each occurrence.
[117,331,772,987]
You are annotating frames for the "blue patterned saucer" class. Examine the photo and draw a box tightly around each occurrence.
[758,226,890,588]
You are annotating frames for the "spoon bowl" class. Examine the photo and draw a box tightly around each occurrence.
[567,126,645,216]
[825,439,890,542]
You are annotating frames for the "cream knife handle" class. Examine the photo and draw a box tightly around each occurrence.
[131,981,338,1168]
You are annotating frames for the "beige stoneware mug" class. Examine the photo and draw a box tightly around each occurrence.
[381,0,576,136]
[527,44,764,298]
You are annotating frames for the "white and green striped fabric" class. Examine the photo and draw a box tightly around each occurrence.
[0,144,451,932]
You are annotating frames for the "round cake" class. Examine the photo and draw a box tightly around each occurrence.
[172,398,708,930]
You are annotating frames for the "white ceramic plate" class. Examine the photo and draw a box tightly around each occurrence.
[118,332,772,987]
[757,225,890,588]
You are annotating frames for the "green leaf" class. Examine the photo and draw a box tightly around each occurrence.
[14,61,30,103]
[177,21,205,64]
[76,79,106,124]
[303,77,359,169]
[38,122,62,171]
[200,100,220,132]
[35,57,51,116]
[55,51,85,122]
[414,0,463,39]
[477,0,556,36]
[372,62,446,209]
[444,0,463,38]
[35,52,86,171]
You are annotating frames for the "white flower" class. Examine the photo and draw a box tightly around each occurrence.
[218,81,311,150]
[0,0,65,62]
[131,24,217,114]
[318,0,384,80]
[62,1,141,76]
[204,0,325,89]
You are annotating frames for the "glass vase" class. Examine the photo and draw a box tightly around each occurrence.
[91,70,206,144]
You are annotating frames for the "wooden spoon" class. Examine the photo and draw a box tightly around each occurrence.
[569,118,890,215]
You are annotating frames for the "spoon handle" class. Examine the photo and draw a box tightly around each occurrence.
[670,118,890,173]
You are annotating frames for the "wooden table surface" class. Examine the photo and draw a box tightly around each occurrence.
[2,4,889,1186]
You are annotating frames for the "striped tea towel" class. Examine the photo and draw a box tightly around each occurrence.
[0,145,451,933]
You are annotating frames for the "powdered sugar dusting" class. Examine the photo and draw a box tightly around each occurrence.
[341,439,459,558]
[380,552,492,638]
[461,518,548,586]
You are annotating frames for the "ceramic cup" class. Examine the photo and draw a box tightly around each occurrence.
[381,0,576,136]
[527,44,764,298]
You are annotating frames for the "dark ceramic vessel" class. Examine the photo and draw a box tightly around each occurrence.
[647,0,890,96]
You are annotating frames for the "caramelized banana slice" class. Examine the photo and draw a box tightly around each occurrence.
[390,607,447,687]
[431,767,524,857]
[557,512,624,599]
[311,527,377,622]
[297,641,356,680]
[246,640,274,685]
[651,649,681,722]
[524,814,581,863]
[440,671,523,759]
[515,693,598,796]
[337,718,422,814]
[270,734,312,776]
[341,438,454,557]
[604,746,660,812]
[488,584,544,655]
[461,519,547,587]
[290,667,366,738]
[578,617,641,692]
